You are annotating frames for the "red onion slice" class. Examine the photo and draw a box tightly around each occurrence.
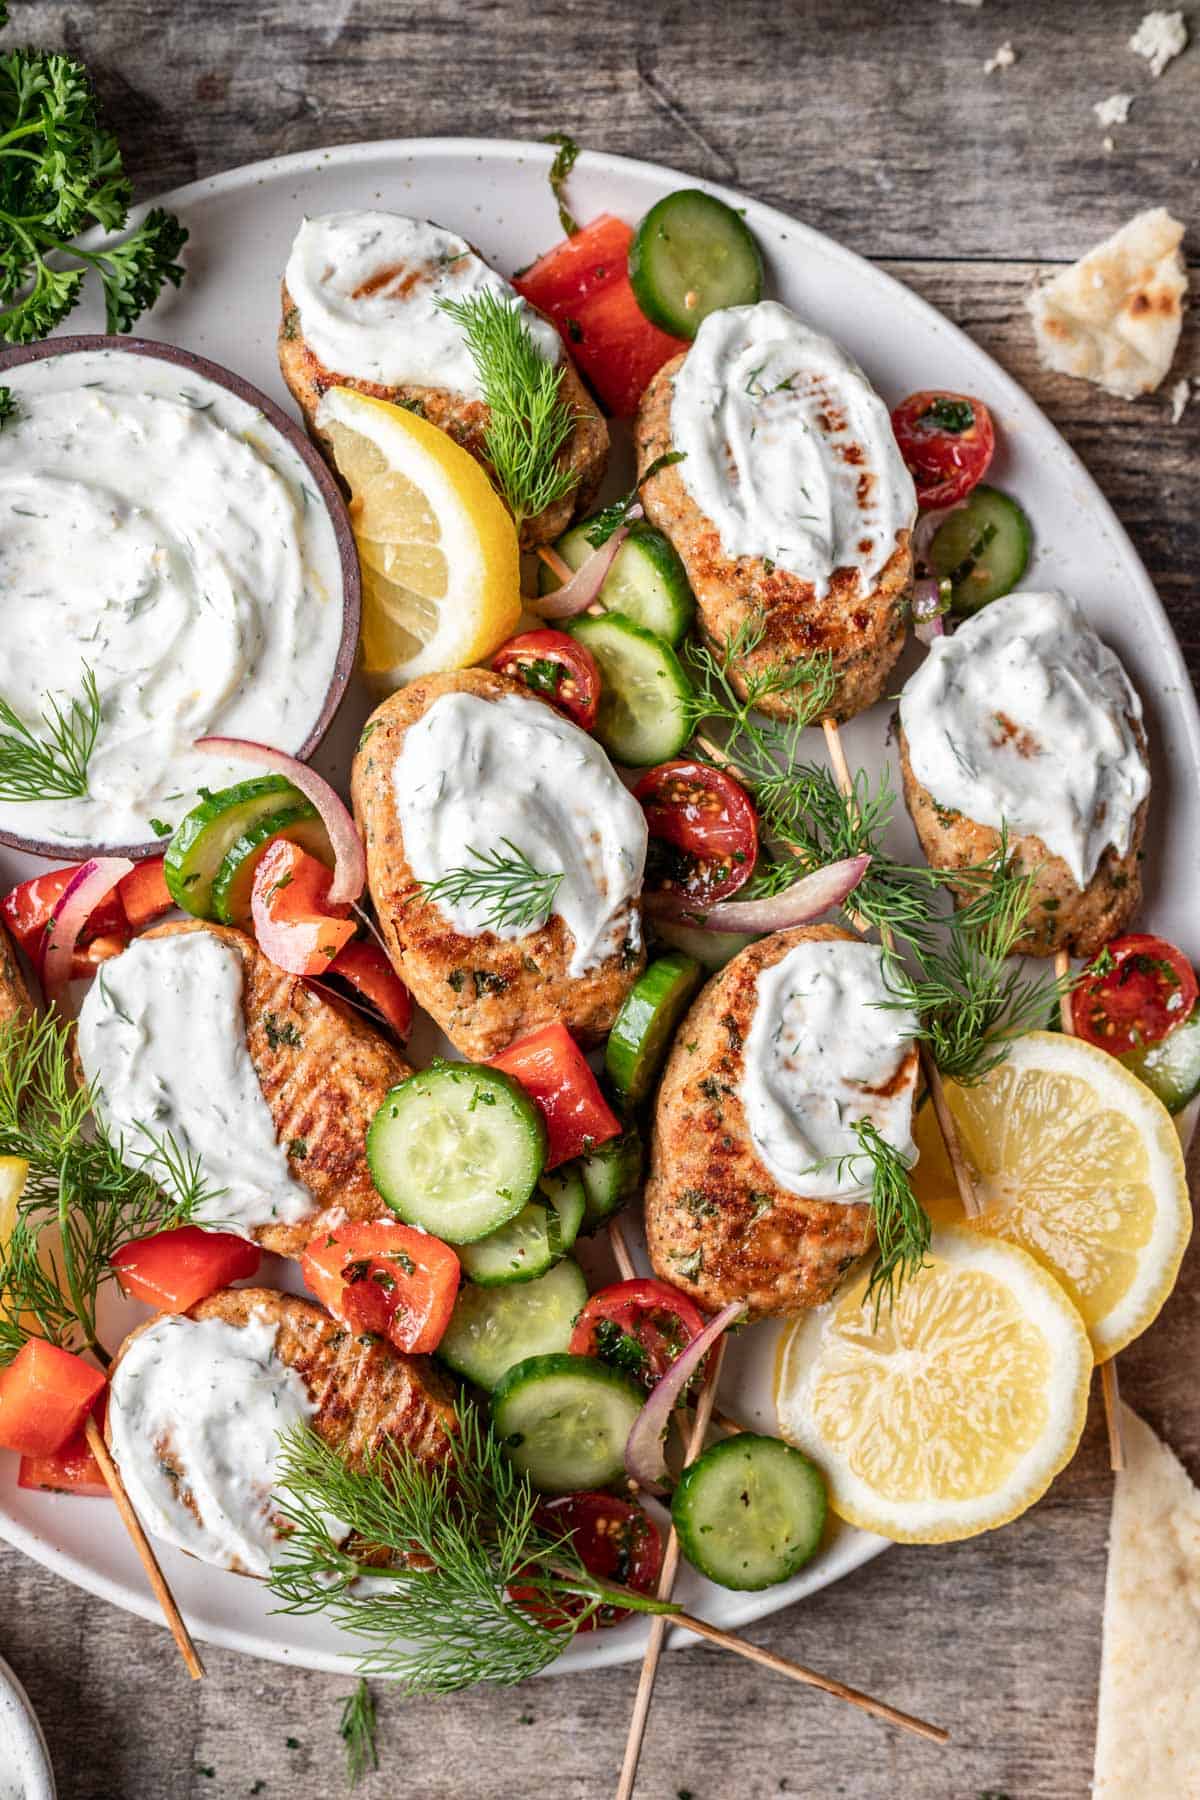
[911,578,950,646]
[624,1300,746,1494]
[43,857,133,1013]
[644,854,870,932]
[529,509,641,620]
[194,737,365,906]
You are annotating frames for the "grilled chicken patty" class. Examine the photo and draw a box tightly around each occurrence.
[0,924,30,1025]
[279,280,607,550]
[645,924,914,1319]
[634,355,913,723]
[351,668,646,1060]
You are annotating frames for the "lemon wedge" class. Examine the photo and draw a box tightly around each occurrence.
[0,1155,28,1249]
[319,386,521,689]
[775,1225,1091,1543]
[912,1030,1191,1361]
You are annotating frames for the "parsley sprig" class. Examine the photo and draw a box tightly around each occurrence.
[0,663,101,802]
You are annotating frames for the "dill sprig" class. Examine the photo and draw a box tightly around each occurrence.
[437,289,579,530]
[542,131,580,236]
[339,1679,378,1788]
[0,384,14,428]
[825,1120,931,1325]
[268,1409,677,1692]
[418,839,564,933]
[0,664,101,803]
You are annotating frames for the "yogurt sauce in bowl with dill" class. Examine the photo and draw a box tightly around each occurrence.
[0,340,354,856]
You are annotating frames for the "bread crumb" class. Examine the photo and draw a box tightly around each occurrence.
[1169,377,1193,422]
[1129,10,1188,78]
[984,40,1017,73]
[1094,93,1134,127]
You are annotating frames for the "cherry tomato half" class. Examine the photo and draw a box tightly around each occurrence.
[1071,933,1198,1058]
[510,1492,663,1630]
[569,1277,707,1394]
[891,391,995,513]
[492,629,602,732]
[634,760,758,913]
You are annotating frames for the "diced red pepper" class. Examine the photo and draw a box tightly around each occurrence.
[116,856,173,930]
[111,1225,261,1313]
[0,1340,106,1458]
[514,213,635,312]
[250,840,356,977]
[18,1396,110,1498]
[489,1023,622,1168]
[1,854,173,981]
[324,940,413,1041]
[301,1220,460,1355]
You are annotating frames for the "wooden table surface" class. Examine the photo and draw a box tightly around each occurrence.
[3,2,1198,1796]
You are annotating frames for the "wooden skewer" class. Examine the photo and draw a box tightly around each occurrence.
[84,1414,206,1679]
[535,544,576,585]
[608,1212,638,1282]
[1054,947,1124,1472]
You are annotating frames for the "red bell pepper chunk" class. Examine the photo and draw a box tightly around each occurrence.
[1,855,173,983]
[111,1225,261,1313]
[18,1396,110,1498]
[301,1220,460,1355]
[514,213,635,312]
[0,1340,106,1458]
[489,1023,622,1168]
[325,940,413,1041]
[251,840,356,977]
[116,856,173,930]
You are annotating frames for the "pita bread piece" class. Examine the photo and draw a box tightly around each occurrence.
[1028,208,1188,399]
[1092,1403,1200,1798]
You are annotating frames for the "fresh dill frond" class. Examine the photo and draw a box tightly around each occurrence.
[0,385,14,428]
[437,289,579,530]
[582,450,688,548]
[0,664,101,803]
[418,839,564,933]
[130,1123,230,1222]
[269,1408,677,1692]
[339,1679,378,1787]
[542,131,580,236]
[828,1120,931,1325]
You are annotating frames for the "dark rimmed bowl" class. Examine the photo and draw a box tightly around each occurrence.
[0,334,361,863]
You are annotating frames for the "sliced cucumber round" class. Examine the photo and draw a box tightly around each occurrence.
[1121,1009,1200,1114]
[568,612,693,766]
[456,1199,559,1286]
[539,1165,587,1254]
[606,952,703,1107]
[672,1434,827,1591]
[927,486,1031,616]
[629,189,764,339]
[578,1125,643,1231]
[492,1352,644,1493]
[539,521,695,646]
[366,1062,546,1244]
[437,1258,588,1391]
[652,918,756,972]
[211,801,331,927]
[164,775,302,917]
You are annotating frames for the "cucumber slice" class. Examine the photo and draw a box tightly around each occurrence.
[539,1165,587,1253]
[492,1352,644,1493]
[672,1434,827,1591]
[1121,1010,1200,1114]
[164,775,302,917]
[539,521,695,646]
[568,613,693,766]
[927,486,1032,615]
[578,1125,643,1230]
[457,1199,558,1286]
[366,1062,546,1244]
[606,952,703,1106]
[211,802,331,927]
[629,189,764,339]
[437,1258,588,1391]
[652,918,756,972]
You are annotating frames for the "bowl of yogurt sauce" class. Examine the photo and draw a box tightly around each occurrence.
[0,335,361,859]
[0,1656,55,1800]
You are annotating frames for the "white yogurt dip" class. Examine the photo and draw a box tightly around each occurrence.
[669,301,917,597]
[900,589,1149,887]
[739,937,919,1201]
[393,691,647,976]
[284,211,560,399]
[107,1310,327,1576]
[0,347,344,848]
[77,930,314,1238]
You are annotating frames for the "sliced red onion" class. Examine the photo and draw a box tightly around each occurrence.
[911,500,963,564]
[43,857,133,1013]
[530,507,641,620]
[911,578,950,647]
[194,737,365,906]
[625,1300,745,1494]
[644,854,870,932]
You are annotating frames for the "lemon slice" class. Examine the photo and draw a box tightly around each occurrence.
[912,1030,1191,1361]
[319,386,521,688]
[775,1226,1091,1543]
[0,1155,28,1248]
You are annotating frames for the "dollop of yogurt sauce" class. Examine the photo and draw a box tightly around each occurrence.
[285,210,560,399]
[669,301,917,597]
[739,938,919,1202]
[394,691,647,976]
[107,1311,331,1576]
[77,931,314,1238]
[0,348,343,849]
[900,589,1149,888]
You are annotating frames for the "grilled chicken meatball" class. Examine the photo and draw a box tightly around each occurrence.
[352,668,647,1060]
[106,1288,455,1576]
[0,923,31,1025]
[635,303,916,723]
[898,590,1150,958]
[77,921,411,1259]
[645,924,920,1319]
[279,211,607,548]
